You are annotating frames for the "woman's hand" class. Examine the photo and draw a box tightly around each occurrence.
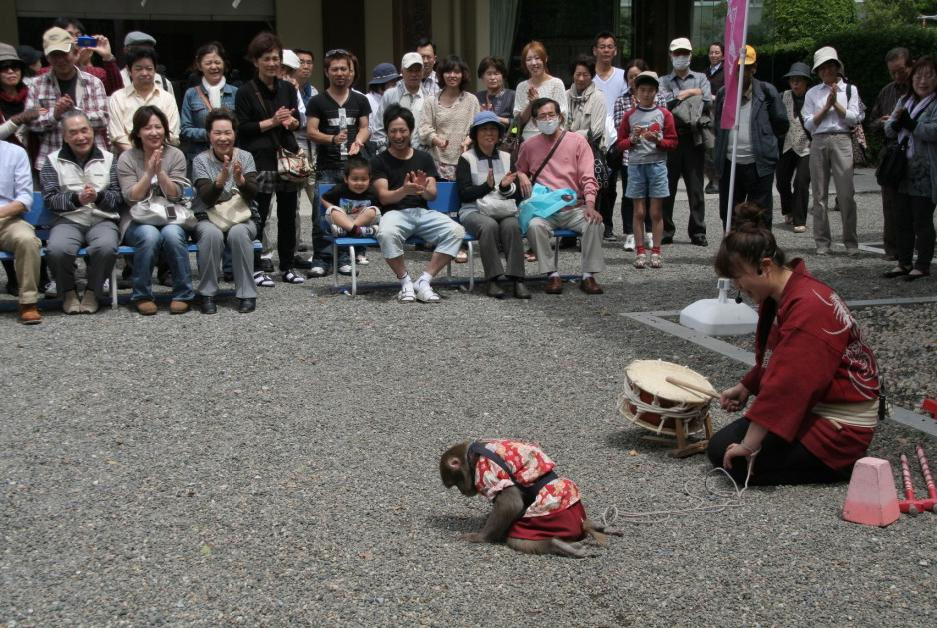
[719,383,750,412]
[460,137,472,153]
[145,147,163,177]
[486,168,495,187]
[12,107,41,125]
[500,171,517,189]
[432,135,449,149]
[527,85,539,101]
[232,158,245,186]
[722,442,756,471]
[78,184,97,206]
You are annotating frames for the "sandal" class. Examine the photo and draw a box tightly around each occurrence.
[454,249,469,264]
[793,225,806,233]
[253,271,275,287]
[882,265,911,279]
[524,250,537,263]
[282,271,305,284]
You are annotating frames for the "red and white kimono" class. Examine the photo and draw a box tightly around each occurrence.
[472,440,587,540]
[742,259,881,470]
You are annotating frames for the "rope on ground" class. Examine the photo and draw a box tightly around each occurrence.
[601,454,757,527]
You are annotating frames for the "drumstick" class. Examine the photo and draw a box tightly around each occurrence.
[665,376,719,400]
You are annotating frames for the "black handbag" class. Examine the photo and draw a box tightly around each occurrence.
[875,138,908,187]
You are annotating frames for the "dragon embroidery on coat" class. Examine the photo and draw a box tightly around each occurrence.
[813,289,879,399]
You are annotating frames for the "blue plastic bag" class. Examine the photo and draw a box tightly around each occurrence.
[518,183,578,234]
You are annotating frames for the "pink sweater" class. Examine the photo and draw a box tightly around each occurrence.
[516,131,599,207]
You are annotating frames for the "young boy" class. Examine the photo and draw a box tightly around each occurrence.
[321,156,382,238]
[616,71,678,269]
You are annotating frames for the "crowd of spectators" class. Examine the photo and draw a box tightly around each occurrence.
[0,18,934,324]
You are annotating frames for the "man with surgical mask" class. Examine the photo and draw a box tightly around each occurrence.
[515,97,606,295]
[659,37,711,247]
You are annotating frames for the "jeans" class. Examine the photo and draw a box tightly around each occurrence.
[124,222,194,302]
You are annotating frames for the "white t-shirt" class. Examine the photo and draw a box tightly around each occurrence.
[593,66,626,120]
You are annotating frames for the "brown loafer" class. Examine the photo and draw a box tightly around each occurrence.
[135,299,157,315]
[18,303,41,325]
[545,275,563,294]
[580,276,604,295]
[170,300,190,314]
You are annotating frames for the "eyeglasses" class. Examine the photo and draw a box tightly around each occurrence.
[325,48,350,58]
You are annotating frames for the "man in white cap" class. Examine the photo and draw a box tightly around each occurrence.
[373,52,427,150]
[25,26,109,171]
[802,46,864,256]
[659,36,711,247]
[119,31,174,97]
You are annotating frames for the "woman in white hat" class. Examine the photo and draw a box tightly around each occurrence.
[801,46,864,256]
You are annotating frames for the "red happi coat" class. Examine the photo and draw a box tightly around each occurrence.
[472,440,581,518]
[741,260,881,469]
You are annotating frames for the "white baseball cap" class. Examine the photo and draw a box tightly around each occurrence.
[669,37,693,53]
[401,52,423,69]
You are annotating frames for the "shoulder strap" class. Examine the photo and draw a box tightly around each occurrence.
[195,85,212,110]
[530,130,567,185]
[846,83,853,104]
[468,441,558,512]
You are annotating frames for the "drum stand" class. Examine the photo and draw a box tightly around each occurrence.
[641,413,714,458]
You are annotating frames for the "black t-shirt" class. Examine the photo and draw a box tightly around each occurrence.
[57,75,78,101]
[369,149,438,213]
[306,90,372,172]
[322,182,380,212]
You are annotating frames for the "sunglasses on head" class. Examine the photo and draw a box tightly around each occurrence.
[325,48,350,58]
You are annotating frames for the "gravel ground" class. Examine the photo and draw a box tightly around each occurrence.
[2,172,937,626]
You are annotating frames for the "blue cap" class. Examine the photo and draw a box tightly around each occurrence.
[369,62,401,86]
[471,110,504,130]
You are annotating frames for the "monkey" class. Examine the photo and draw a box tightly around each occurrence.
[439,440,621,558]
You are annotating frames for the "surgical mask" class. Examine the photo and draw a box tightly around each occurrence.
[672,55,691,71]
[537,118,560,135]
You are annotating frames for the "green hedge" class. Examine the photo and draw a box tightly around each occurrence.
[694,26,937,160]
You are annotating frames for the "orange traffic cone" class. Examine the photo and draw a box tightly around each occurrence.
[842,457,900,527]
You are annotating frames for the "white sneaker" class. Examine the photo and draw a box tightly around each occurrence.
[62,289,80,314]
[623,234,635,252]
[645,233,653,249]
[43,279,57,299]
[101,278,110,294]
[356,253,369,266]
[338,264,354,276]
[414,280,441,303]
[331,224,346,236]
[398,282,415,302]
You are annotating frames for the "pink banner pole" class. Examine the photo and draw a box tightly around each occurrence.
[721,0,750,235]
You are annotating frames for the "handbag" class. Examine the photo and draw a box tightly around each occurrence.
[518,183,577,234]
[207,189,252,232]
[130,178,196,229]
[477,188,518,220]
[875,137,909,186]
[251,81,313,183]
[587,131,610,189]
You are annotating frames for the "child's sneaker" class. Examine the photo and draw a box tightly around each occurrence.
[356,225,377,237]
[633,253,647,269]
[650,253,662,268]
[623,234,635,251]
[331,224,346,236]
[356,253,369,266]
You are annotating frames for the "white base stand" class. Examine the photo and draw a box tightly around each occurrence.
[680,279,758,336]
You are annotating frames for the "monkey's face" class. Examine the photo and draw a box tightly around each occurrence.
[440,443,477,497]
